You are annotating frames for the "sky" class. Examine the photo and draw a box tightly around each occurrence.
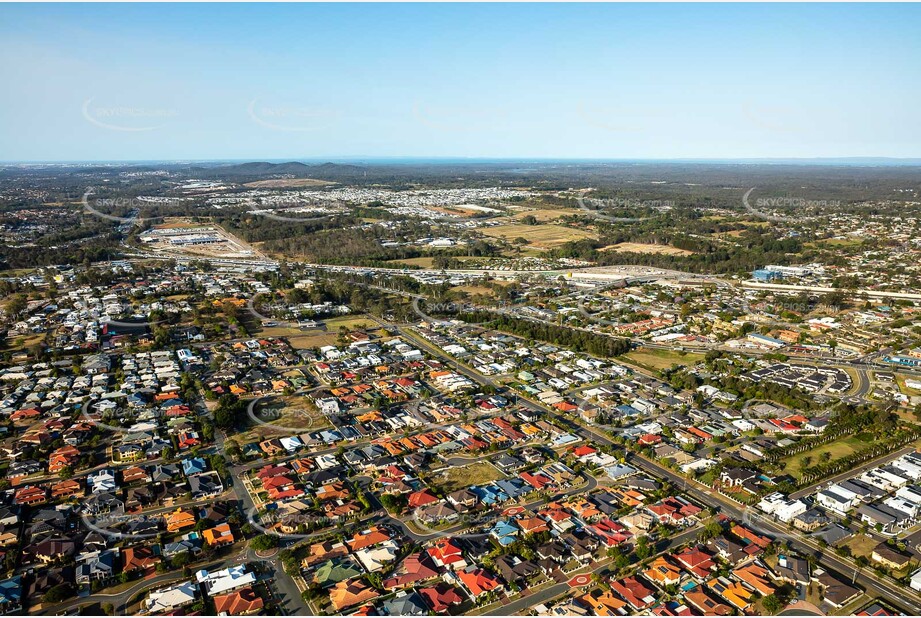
[1,3,920,162]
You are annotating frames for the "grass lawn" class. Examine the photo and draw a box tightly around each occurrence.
[480,223,597,249]
[437,461,504,493]
[622,347,705,371]
[781,433,880,480]
[836,533,877,558]
[285,332,341,348]
[322,315,376,331]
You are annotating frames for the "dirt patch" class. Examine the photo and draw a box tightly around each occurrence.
[600,242,693,256]
[480,224,596,248]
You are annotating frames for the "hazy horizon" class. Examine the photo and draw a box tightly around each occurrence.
[2,3,920,161]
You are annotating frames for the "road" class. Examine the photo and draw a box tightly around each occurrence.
[482,525,701,616]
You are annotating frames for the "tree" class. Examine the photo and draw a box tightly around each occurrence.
[762,594,782,615]
[251,534,280,551]
[43,583,74,603]
[5,294,27,320]
[634,536,652,560]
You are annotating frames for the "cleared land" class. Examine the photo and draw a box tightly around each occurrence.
[323,316,376,331]
[480,224,596,248]
[600,242,693,255]
[511,208,578,222]
[437,461,503,492]
[238,396,332,443]
[622,347,705,371]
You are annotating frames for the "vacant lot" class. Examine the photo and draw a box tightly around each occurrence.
[836,533,876,559]
[437,462,503,492]
[511,208,578,222]
[323,315,376,331]
[480,223,596,248]
[600,242,693,256]
[622,347,705,371]
[286,332,341,349]
[239,395,332,443]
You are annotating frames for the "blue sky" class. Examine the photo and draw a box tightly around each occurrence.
[1,3,919,162]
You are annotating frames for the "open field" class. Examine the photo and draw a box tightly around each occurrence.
[286,332,342,349]
[782,433,880,479]
[622,347,705,371]
[480,223,596,248]
[510,208,577,222]
[242,178,333,188]
[436,461,504,492]
[387,257,436,268]
[453,284,497,298]
[323,315,377,331]
[600,242,693,256]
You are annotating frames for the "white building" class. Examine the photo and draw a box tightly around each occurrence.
[758,492,808,523]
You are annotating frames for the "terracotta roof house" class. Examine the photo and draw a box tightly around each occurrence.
[165,508,196,533]
[407,488,439,509]
[734,561,775,596]
[673,546,716,579]
[683,587,733,616]
[611,576,657,610]
[427,538,467,571]
[348,526,391,551]
[13,486,47,506]
[707,577,755,613]
[418,583,463,613]
[48,445,81,474]
[643,556,683,588]
[213,586,265,615]
[50,479,83,500]
[382,552,439,590]
[578,589,628,616]
[122,545,161,575]
[329,579,379,612]
[203,523,235,547]
[456,566,502,598]
[517,516,551,535]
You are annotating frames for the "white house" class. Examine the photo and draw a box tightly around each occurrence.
[816,487,857,515]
